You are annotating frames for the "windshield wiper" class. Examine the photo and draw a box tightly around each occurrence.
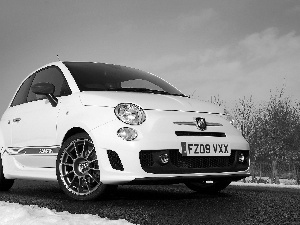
[138,89,187,97]
[106,88,187,97]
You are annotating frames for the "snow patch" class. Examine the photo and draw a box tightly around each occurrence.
[231,181,300,189]
[0,201,135,225]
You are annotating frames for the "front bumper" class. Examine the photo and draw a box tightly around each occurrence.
[89,111,250,184]
[102,148,250,184]
[92,145,250,184]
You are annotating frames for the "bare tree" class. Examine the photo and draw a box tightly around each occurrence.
[232,96,256,137]
[249,87,300,163]
[210,94,226,107]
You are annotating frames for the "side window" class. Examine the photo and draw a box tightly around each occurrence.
[60,79,72,97]
[27,66,71,102]
[10,75,35,107]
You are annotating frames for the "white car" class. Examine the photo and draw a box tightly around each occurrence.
[0,62,250,200]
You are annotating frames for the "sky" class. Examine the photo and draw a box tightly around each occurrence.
[1,0,300,115]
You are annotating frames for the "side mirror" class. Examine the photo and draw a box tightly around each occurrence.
[31,82,58,107]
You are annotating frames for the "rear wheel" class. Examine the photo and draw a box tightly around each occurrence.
[185,180,231,194]
[56,133,110,200]
[0,154,14,191]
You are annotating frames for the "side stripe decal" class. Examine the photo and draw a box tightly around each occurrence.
[6,146,60,155]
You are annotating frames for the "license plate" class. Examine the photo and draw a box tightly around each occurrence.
[181,142,231,156]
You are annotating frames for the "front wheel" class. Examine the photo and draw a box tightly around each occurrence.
[0,154,14,191]
[56,133,110,200]
[185,180,231,194]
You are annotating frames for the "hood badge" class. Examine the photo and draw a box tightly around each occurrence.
[195,117,207,131]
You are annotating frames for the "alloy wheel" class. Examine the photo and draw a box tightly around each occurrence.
[59,138,101,196]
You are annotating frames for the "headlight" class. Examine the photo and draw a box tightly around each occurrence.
[114,103,146,125]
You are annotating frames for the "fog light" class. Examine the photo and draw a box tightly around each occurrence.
[159,153,169,165]
[238,153,245,163]
[117,127,138,141]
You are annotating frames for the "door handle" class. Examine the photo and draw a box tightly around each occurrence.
[13,118,21,123]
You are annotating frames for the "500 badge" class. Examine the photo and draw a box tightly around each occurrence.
[181,142,231,156]
[39,148,54,154]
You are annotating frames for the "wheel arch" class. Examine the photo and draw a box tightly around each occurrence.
[61,127,88,145]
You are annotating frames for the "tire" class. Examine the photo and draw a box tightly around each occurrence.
[0,154,14,191]
[185,180,231,194]
[56,133,110,200]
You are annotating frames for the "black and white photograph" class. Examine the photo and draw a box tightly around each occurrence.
[0,1,300,224]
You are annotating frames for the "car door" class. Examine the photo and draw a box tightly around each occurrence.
[10,66,71,169]
[1,75,35,153]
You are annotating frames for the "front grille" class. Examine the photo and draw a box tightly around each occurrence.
[175,131,226,137]
[107,150,124,171]
[169,150,235,168]
[139,151,154,167]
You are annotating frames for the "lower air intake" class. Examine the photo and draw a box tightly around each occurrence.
[169,150,235,168]
[139,150,241,174]
[107,150,124,171]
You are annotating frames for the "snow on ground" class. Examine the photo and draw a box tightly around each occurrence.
[232,177,300,189]
[1,181,299,225]
[0,201,135,225]
[231,181,300,189]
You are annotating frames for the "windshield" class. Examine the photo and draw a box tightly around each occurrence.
[63,62,185,96]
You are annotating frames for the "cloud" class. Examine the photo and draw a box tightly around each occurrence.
[239,27,300,62]
[291,5,300,13]
[176,8,218,32]
[200,28,300,90]
[190,28,300,101]
[125,47,230,73]
[196,47,230,64]
[123,27,300,103]
[134,27,300,73]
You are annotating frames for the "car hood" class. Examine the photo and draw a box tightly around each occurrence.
[79,91,224,114]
